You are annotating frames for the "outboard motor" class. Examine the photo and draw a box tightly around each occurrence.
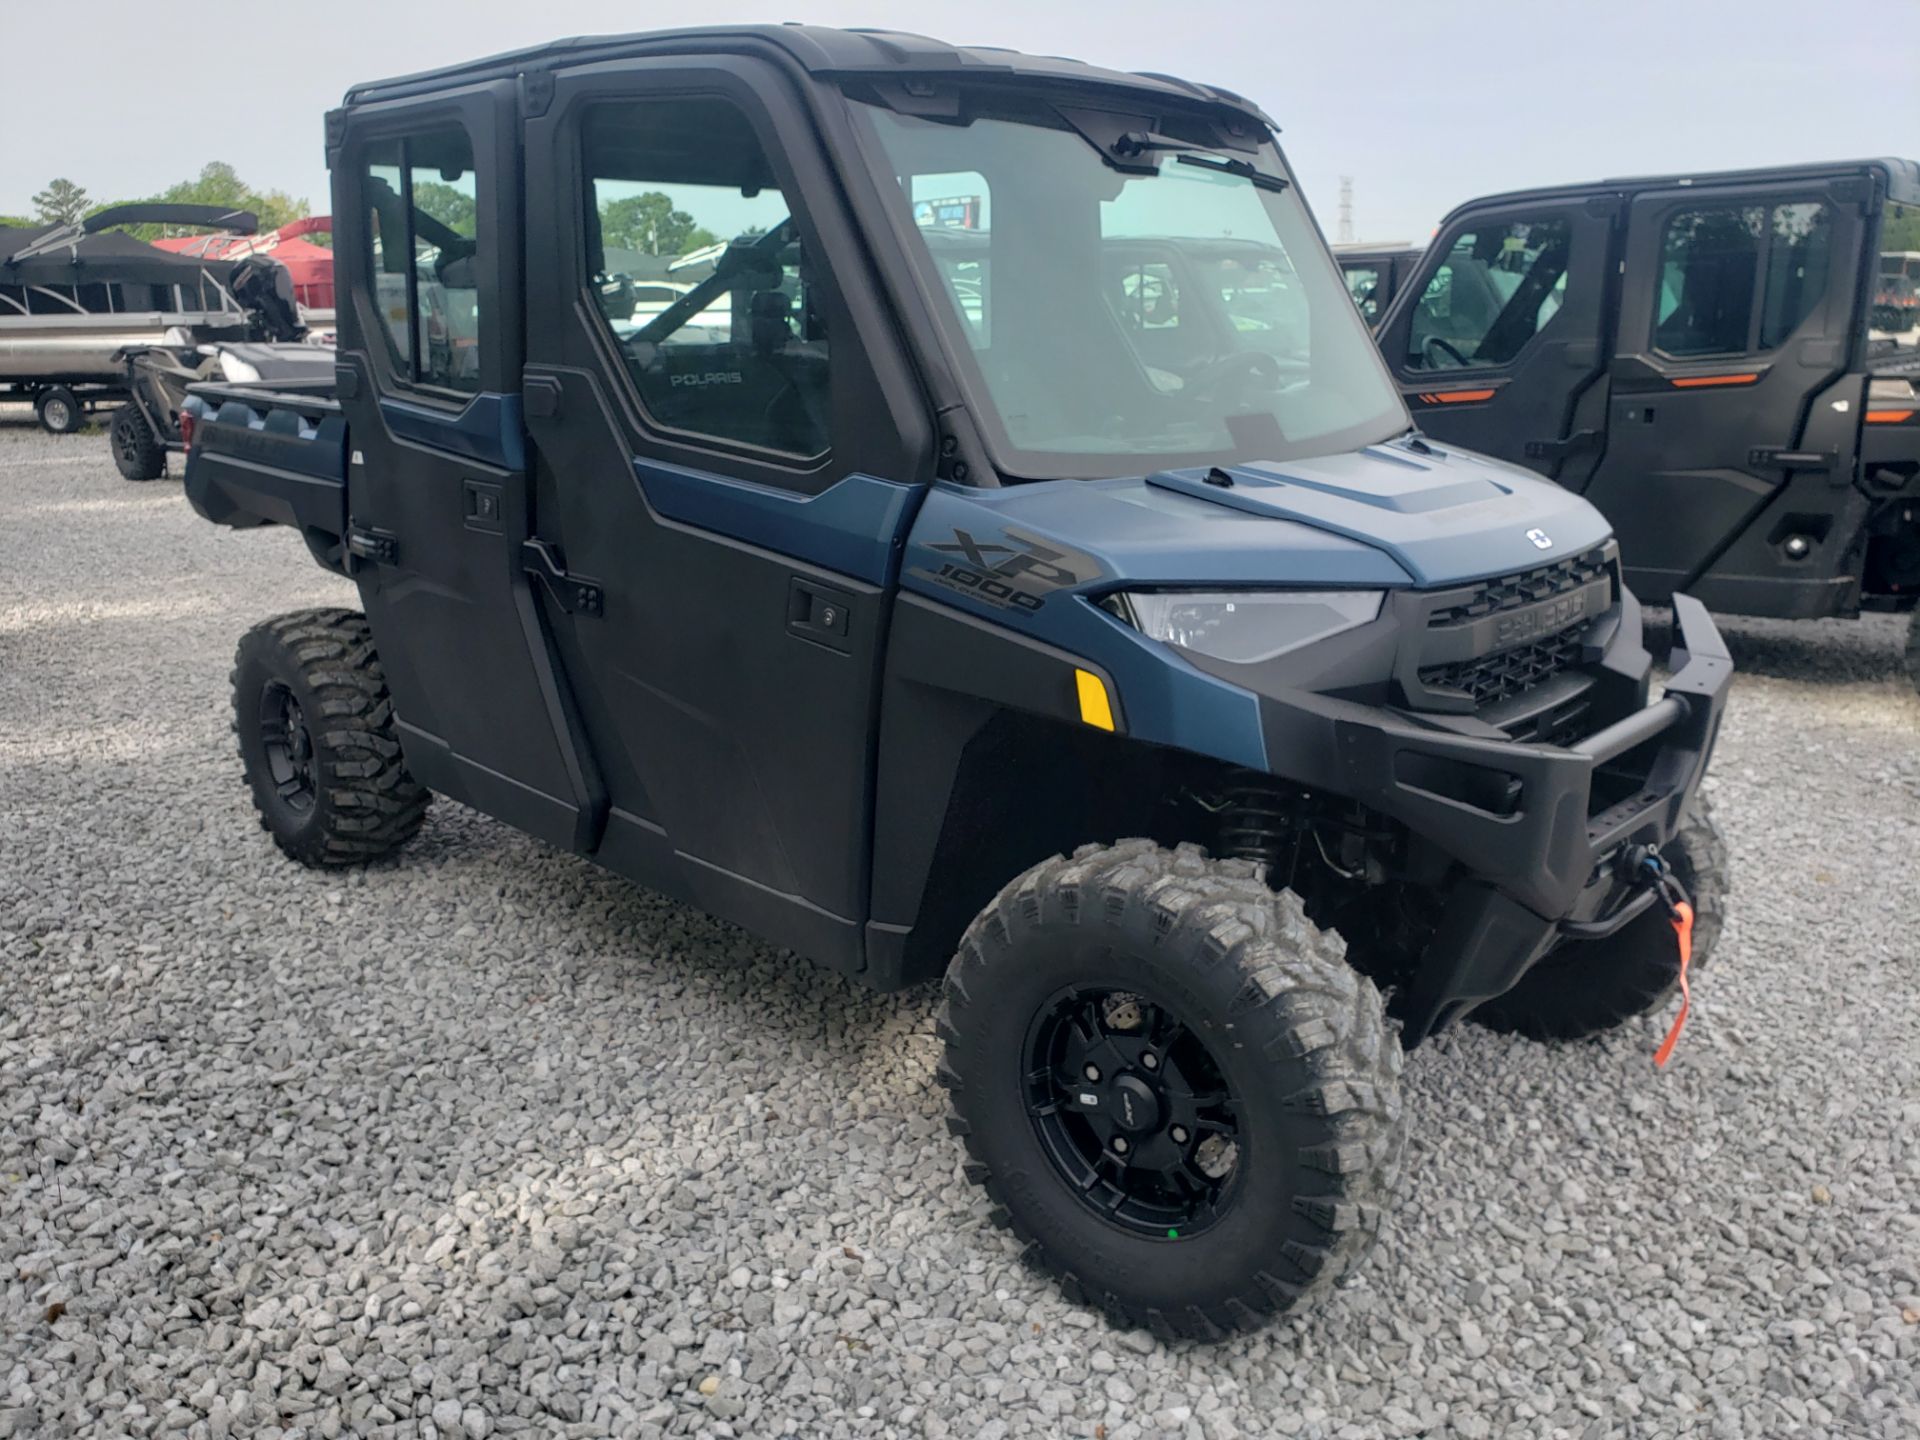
[230,257,306,344]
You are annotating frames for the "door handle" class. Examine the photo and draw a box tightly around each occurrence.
[788,578,852,652]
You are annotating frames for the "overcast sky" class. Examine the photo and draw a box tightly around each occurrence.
[2,0,1910,241]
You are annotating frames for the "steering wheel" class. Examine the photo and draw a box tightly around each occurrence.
[1421,335,1471,369]
[1184,349,1284,406]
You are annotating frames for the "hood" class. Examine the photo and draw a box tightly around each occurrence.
[1144,439,1614,585]
[903,437,1615,607]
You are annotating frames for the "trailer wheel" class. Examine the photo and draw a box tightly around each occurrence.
[36,386,84,434]
[939,840,1404,1337]
[109,404,166,481]
[233,608,431,867]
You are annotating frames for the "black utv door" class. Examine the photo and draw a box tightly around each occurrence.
[332,84,597,849]
[518,58,933,973]
[1579,180,1872,609]
[1378,196,1616,491]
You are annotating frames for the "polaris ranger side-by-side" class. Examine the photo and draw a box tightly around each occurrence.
[180,26,1731,1336]
[1365,161,1920,686]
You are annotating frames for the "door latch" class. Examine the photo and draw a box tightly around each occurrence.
[1746,447,1836,472]
[1524,430,1601,461]
[521,538,603,617]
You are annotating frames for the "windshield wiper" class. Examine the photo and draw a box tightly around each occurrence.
[1174,153,1290,194]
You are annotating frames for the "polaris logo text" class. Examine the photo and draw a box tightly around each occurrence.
[1495,594,1586,647]
[669,371,744,387]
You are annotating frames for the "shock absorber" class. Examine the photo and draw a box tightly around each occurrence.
[1215,770,1298,871]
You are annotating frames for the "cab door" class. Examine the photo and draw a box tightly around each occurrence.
[1376,197,1617,490]
[1579,179,1872,605]
[331,84,597,850]
[518,58,933,973]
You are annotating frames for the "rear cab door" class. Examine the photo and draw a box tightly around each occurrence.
[1376,195,1618,489]
[517,53,934,973]
[1583,174,1874,609]
[329,82,597,849]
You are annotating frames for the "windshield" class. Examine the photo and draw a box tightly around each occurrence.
[855,97,1406,479]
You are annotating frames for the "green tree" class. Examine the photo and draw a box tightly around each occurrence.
[411,181,476,238]
[598,192,718,257]
[1882,202,1920,253]
[32,177,90,225]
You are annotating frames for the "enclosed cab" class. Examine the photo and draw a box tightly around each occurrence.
[180,26,1731,1336]
[1369,160,1920,681]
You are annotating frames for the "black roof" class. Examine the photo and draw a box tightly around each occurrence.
[1443,157,1920,223]
[341,23,1273,126]
[0,222,247,288]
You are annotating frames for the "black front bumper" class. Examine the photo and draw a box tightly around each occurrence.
[1258,594,1732,1043]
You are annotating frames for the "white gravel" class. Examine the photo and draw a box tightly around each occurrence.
[3,418,1918,1439]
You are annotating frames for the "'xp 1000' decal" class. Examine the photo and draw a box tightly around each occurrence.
[914,527,1101,614]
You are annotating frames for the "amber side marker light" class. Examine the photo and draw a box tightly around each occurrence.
[1074,669,1116,732]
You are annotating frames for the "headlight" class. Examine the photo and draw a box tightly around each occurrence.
[1108,589,1384,664]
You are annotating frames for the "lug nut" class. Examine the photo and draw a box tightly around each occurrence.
[1083,1064,1101,1082]
[1141,1052,1159,1070]
[1112,1136,1130,1155]
[1170,1125,1189,1145]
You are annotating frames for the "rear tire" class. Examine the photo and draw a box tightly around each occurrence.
[109,403,166,480]
[939,840,1404,1338]
[232,608,429,866]
[36,386,83,434]
[1470,795,1729,1042]
[1905,610,1919,696]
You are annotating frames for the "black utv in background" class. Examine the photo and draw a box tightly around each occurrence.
[1367,159,1920,686]
[178,25,1731,1337]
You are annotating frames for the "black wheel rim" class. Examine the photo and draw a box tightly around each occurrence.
[114,419,143,467]
[258,681,317,814]
[1023,986,1244,1240]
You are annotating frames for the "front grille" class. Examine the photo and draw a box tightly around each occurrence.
[1418,626,1589,707]
[1425,547,1611,629]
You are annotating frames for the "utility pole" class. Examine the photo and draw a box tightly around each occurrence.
[1337,176,1355,245]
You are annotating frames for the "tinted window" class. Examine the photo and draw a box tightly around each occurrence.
[582,98,829,460]
[1655,201,1832,356]
[1343,264,1383,322]
[1406,218,1569,370]
[362,129,482,393]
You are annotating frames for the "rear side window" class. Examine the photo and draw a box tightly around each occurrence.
[1405,218,1570,370]
[581,98,830,460]
[1655,201,1832,357]
[1343,264,1382,322]
[361,128,482,394]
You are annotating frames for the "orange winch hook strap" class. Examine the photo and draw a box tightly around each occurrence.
[1653,900,1695,1069]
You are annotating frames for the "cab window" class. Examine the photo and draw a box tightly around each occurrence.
[1343,264,1383,322]
[361,129,482,394]
[1406,218,1570,370]
[581,98,830,460]
[1655,201,1833,356]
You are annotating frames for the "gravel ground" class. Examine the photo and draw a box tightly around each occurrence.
[2,416,1917,1440]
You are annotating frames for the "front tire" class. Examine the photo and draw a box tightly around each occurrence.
[939,840,1404,1338]
[1905,609,1919,696]
[1470,795,1729,1042]
[109,403,166,480]
[232,608,429,866]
